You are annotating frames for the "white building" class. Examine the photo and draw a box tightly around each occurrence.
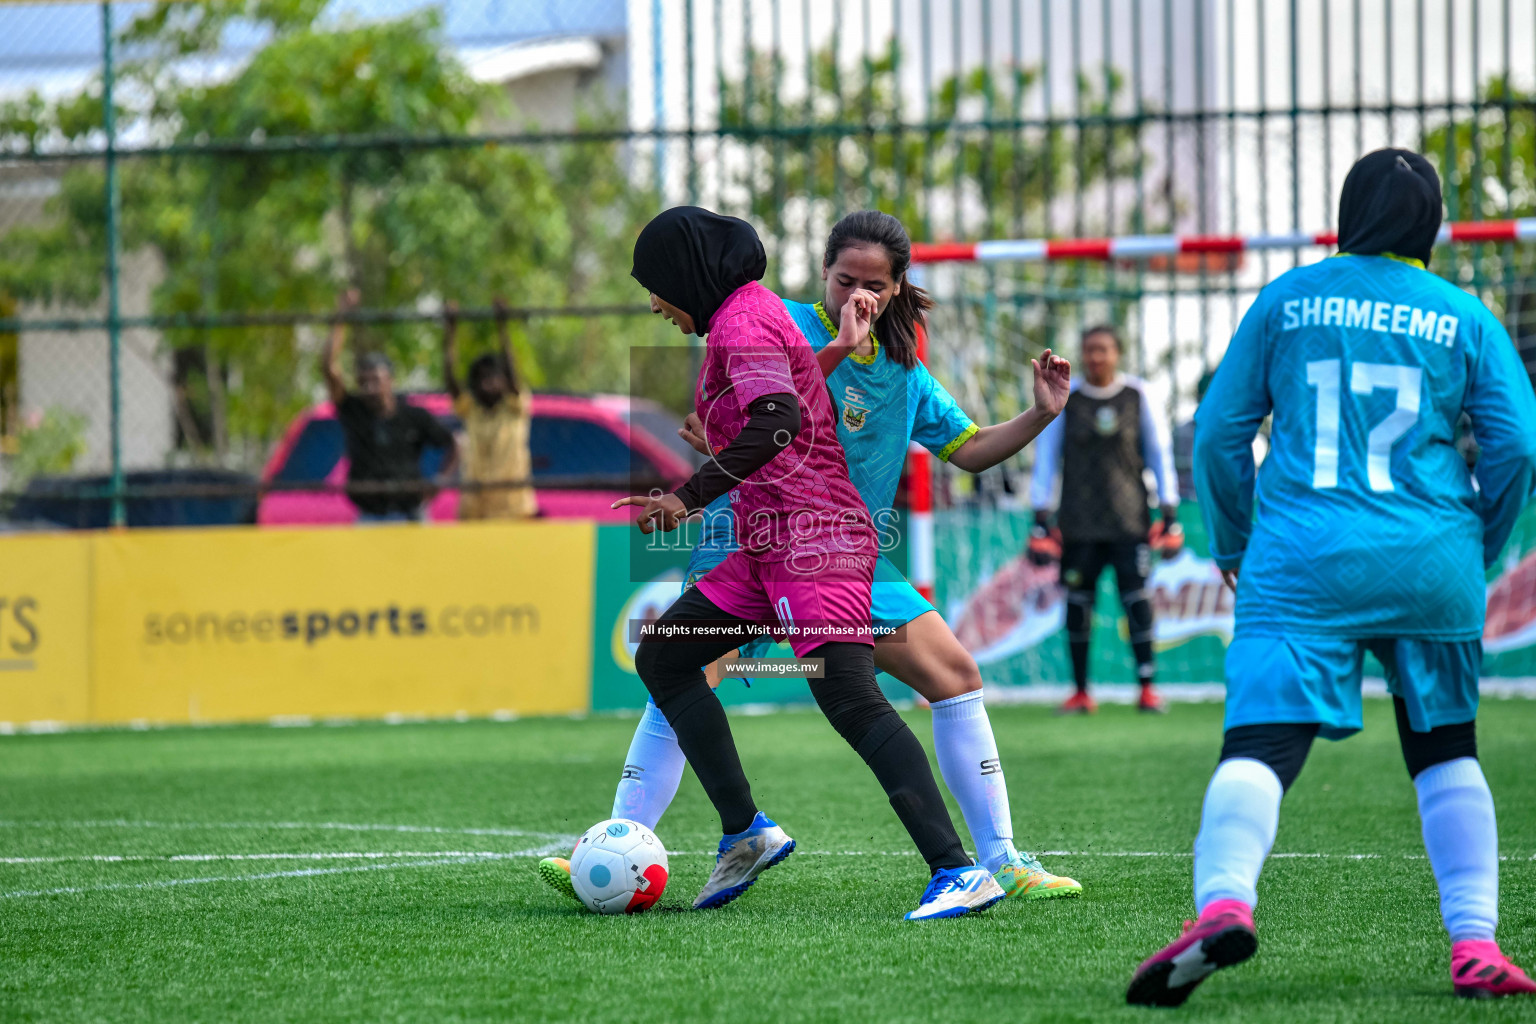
[626,0,1535,428]
[0,0,628,479]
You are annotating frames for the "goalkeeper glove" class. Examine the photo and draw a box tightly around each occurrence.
[1148,517,1184,556]
[1028,510,1062,565]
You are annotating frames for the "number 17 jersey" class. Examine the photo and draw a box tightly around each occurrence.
[1194,253,1536,641]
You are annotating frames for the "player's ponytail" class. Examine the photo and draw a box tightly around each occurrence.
[823,211,933,370]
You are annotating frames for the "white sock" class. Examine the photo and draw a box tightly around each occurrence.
[1193,757,1283,913]
[610,700,687,831]
[930,690,1019,873]
[1415,757,1499,942]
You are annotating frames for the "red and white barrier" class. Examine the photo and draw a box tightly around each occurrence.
[910,218,1536,264]
[907,322,936,605]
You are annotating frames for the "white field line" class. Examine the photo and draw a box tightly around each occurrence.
[665,850,1536,860]
[0,819,572,840]
[2,844,1533,901]
[15,848,1526,864]
[2,817,1534,864]
[0,850,557,865]
[983,679,1536,705]
[0,844,571,900]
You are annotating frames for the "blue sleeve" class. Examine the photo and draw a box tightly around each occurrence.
[1135,381,1180,507]
[1028,411,1064,510]
[1193,291,1275,570]
[910,363,978,462]
[1464,310,1536,567]
[692,493,737,554]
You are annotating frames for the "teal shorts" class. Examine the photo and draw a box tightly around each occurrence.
[1224,634,1482,740]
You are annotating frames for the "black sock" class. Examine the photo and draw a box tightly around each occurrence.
[1066,592,1091,693]
[855,715,972,873]
[1126,591,1155,687]
[1070,641,1090,694]
[652,683,757,835]
[633,585,760,836]
[808,643,970,874]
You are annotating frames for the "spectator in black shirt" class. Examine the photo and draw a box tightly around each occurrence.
[323,290,458,522]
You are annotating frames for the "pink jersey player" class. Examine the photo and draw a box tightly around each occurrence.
[695,280,875,563]
[690,279,876,654]
[619,207,990,917]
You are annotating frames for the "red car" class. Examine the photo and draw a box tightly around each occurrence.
[257,393,699,525]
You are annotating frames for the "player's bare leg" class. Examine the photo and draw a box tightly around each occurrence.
[876,610,1081,900]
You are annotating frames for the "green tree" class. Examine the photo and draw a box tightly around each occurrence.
[719,42,1144,250]
[718,42,1149,430]
[0,2,677,464]
[1421,74,1536,365]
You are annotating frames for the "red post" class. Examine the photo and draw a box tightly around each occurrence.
[908,322,936,604]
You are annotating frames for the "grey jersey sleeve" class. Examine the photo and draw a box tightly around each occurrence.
[1028,406,1066,510]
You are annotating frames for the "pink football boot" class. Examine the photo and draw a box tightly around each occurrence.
[1452,940,1536,999]
[1126,898,1259,1007]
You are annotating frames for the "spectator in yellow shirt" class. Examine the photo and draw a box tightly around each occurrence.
[442,299,537,520]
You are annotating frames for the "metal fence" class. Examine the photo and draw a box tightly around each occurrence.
[1,0,1533,525]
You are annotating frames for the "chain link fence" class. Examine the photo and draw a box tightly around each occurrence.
[0,0,1533,528]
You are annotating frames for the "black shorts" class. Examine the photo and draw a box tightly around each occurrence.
[1059,539,1150,596]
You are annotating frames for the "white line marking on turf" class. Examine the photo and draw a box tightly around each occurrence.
[0,857,483,899]
[0,851,556,865]
[0,844,572,900]
[0,820,572,840]
[7,848,1533,864]
[661,850,1536,860]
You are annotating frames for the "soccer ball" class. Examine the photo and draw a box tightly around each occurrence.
[569,818,669,914]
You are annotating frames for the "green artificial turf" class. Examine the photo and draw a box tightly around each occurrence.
[1,700,1535,1023]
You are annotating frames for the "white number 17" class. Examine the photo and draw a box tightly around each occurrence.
[1305,359,1422,492]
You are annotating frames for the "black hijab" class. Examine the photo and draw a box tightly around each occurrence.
[631,207,767,334]
[1337,149,1443,266]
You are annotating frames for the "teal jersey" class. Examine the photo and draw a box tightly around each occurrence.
[688,300,977,571]
[783,300,977,512]
[1194,254,1536,640]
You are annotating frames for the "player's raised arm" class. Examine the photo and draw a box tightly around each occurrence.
[1463,314,1536,567]
[323,288,360,405]
[816,288,878,378]
[493,296,524,396]
[1192,291,1276,574]
[945,350,1071,472]
[440,300,462,400]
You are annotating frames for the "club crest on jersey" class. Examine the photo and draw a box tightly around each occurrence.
[1094,406,1119,435]
[842,385,872,432]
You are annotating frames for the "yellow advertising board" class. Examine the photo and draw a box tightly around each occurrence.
[0,520,594,727]
[0,533,92,725]
[89,521,595,724]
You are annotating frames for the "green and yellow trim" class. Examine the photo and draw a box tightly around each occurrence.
[1333,251,1427,270]
[936,423,978,462]
[814,301,880,365]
